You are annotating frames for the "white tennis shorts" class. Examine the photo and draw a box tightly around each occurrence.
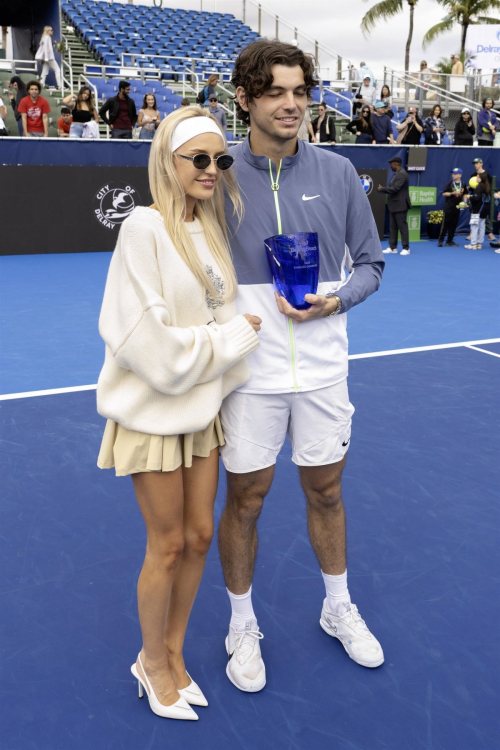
[220,379,354,474]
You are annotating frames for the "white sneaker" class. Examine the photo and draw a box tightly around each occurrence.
[382,247,398,254]
[225,619,266,692]
[320,600,384,668]
[400,248,410,255]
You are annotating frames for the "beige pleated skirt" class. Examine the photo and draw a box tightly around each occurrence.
[97,416,225,477]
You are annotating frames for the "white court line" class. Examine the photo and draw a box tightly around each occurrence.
[465,345,500,359]
[1,338,499,401]
[348,338,500,360]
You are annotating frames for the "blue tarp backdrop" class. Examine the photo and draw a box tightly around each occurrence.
[1,140,497,235]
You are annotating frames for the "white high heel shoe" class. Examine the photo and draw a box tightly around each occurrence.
[131,654,199,720]
[177,672,208,707]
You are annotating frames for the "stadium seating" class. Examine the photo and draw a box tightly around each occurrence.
[61,0,262,78]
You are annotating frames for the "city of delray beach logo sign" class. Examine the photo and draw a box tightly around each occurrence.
[359,174,374,196]
[94,182,140,229]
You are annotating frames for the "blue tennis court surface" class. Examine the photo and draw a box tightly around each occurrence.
[1,240,499,749]
[1,344,499,750]
[1,240,499,394]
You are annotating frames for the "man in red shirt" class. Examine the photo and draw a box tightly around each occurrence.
[18,80,51,137]
[58,107,73,137]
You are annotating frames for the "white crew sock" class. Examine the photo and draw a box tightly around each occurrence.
[322,569,352,614]
[227,586,256,631]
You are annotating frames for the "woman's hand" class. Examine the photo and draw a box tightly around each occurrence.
[243,314,262,332]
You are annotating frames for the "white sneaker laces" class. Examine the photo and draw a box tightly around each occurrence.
[232,628,264,666]
[339,604,371,636]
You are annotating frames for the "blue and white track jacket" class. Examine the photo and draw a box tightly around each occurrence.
[226,138,384,394]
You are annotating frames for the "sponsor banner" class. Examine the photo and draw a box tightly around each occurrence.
[356,169,387,239]
[409,187,437,206]
[0,166,151,255]
[466,25,500,70]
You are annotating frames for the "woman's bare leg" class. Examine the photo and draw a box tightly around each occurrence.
[132,469,185,706]
[164,448,219,688]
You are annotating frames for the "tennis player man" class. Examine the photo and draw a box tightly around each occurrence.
[218,40,385,692]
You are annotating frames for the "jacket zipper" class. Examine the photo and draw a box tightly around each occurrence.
[268,160,299,393]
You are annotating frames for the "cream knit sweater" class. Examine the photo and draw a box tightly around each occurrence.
[96,207,259,435]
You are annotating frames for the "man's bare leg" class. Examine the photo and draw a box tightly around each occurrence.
[299,454,384,667]
[217,466,274,692]
[298,455,347,576]
[218,465,275,594]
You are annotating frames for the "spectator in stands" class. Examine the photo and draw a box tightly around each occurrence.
[58,107,73,137]
[348,64,359,90]
[478,98,497,146]
[353,77,376,113]
[18,81,50,138]
[438,168,467,247]
[298,97,315,142]
[63,86,99,138]
[424,105,446,145]
[35,26,62,90]
[200,74,219,106]
[359,61,375,86]
[470,158,495,240]
[207,95,227,132]
[7,76,27,136]
[311,102,336,144]
[378,156,411,255]
[0,96,7,136]
[465,174,490,250]
[137,94,162,140]
[180,98,191,108]
[99,81,137,139]
[417,60,432,100]
[372,102,394,144]
[454,108,475,146]
[379,85,393,117]
[346,105,373,144]
[451,55,464,76]
[396,107,423,145]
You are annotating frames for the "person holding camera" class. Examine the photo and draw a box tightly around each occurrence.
[396,107,423,145]
[137,94,162,141]
[454,108,475,146]
[353,76,376,113]
[424,105,446,145]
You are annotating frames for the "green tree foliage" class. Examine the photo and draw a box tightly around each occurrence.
[361,0,419,73]
[423,0,500,55]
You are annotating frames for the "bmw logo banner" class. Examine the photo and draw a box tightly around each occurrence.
[356,169,387,240]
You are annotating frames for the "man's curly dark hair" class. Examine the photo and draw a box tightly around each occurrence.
[231,40,318,125]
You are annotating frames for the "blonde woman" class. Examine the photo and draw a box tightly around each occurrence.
[96,107,261,720]
[35,26,62,89]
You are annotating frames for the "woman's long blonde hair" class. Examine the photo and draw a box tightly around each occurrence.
[42,26,52,37]
[149,106,242,301]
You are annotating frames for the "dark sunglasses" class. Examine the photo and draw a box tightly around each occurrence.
[176,153,234,171]
[209,98,218,102]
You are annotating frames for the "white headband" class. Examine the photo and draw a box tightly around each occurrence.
[171,117,225,153]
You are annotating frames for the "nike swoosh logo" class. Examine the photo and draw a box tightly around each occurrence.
[342,439,350,447]
[302,194,321,201]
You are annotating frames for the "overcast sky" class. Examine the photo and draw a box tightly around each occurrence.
[252,0,463,81]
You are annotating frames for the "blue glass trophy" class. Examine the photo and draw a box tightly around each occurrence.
[264,232,319,310]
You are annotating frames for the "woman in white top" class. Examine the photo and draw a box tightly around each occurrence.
[137,93,162,140]
[35,26,62,89]
[96,108,261,720]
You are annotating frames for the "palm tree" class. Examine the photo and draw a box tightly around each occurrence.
[423,0,500,55]
[361,0,419,74]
